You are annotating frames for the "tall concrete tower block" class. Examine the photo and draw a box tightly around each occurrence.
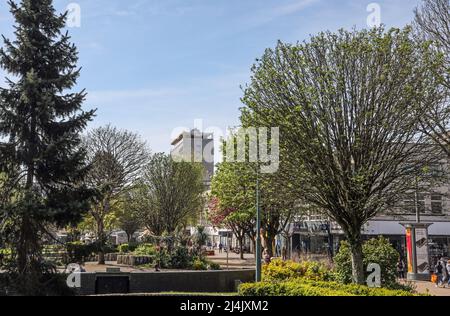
[171,129,214,189]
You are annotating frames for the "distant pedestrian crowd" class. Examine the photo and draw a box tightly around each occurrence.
[433,258,450,288]
[396,257,450,289]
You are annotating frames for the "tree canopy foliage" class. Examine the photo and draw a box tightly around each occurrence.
[0,0,94,293]
[210,133,302,257]
[83,125,149,263]
[414,0,450,155]
[138,153,205,237]
[240,27,445,283]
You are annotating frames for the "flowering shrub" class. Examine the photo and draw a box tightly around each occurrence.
[263,259,333,282]
[239,278,419,297]
[238,251,420,296]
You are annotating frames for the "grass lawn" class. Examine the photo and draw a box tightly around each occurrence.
[93,292,238,296]
[159,292,238,296]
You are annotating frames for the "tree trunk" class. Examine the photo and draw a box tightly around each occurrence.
[265,231,276,258]
[19,129,37,274]
[155,238,161,271]
[350,240,365,285]
[98,250,105,265]
[17,216,30,274]
[238,235,244,260]
[97,200,111,265]
[97,219,105,265]
[284,233,291,260]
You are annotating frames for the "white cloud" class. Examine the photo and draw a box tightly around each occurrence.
[85,71,247,153]
[244,0,320,28]
[87,87,187,108]
[273,0,319,17]
[86,71,249,109]
[75,0,193,20]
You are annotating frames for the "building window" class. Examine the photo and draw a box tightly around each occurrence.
[431,194,443,214]
[427,163,444,177]
[403,193,425,214]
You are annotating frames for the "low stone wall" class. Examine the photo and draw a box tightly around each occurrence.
[84,253,119,262]
[116,255,153,266]
[77,270,255,295]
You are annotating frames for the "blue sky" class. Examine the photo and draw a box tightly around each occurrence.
[0,0,421,153]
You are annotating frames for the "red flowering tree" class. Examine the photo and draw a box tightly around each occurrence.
[208,197,254,259]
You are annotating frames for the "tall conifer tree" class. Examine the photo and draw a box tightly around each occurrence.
[0,0,95,291]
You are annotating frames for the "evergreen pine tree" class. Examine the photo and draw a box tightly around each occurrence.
[0,0,95,293]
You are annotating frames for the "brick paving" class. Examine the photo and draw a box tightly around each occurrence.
[410,281,450,296]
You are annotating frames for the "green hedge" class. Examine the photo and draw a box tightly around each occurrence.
[65,242,97,263]
[238,278,418,297]
[334,237,400,286]
[118,243,138,254]
[133,244,157,256]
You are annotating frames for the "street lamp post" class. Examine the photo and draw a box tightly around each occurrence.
[226,233,230,270]
[256,172,262,282]
[400,175,432,281]
[415,176,421,224]
[255,127,262,283]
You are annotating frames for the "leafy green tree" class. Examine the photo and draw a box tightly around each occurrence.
[116,189,143,242]
[78,208,119,242]
[210,136,300,258]
[193,226,209,252]
[0,0,94,293]
[208,196,253,259]
[241,28,444,284]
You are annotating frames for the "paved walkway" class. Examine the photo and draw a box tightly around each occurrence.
[410,281,450,296]
[208,251,255,269]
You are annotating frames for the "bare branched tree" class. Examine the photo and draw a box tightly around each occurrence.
[415,0,450,73]
[415,0,450,155]
[241,28,444,284]
[139,153,204,238]
[84,125,149,264]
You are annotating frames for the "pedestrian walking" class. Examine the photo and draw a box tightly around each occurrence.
[447,260,450,288]
[435,258,444,287]
[219,243,223,254]
[263,250,271,265]
[282,246,287,261]
[397,258,405,280]
[440,257,449,288]
[275,243,281,257]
